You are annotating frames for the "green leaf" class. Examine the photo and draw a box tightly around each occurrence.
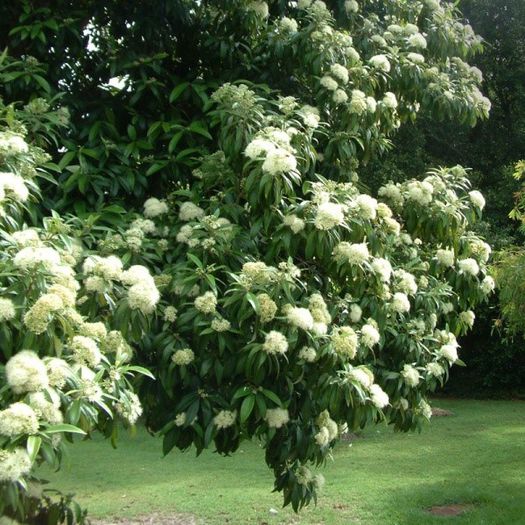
[122,365,155,379]
[261,389,282,407]
[169,82,190,103]
[43,423,86,435]
[27,435,42,462]
[240,395,255,423]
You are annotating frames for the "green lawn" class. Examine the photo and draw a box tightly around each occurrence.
[41,400,525,524]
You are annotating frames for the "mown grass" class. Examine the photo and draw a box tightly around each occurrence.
[41,399,525,524]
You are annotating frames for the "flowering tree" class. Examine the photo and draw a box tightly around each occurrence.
[67,0,496,511]
[0,101,159,521]
[0,0,496,517]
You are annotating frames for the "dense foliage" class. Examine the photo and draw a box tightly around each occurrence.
[358,0,525,395]
[0,87,159,521]
[0,0,499,518]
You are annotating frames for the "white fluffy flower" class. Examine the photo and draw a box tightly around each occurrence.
[83,255,123,280]
[344,0,359,13]
[371,258,392,282]
[408,33,427,49]
[175,412,186,426]
[330,64,349,84]
[440,344,458,363]
[128,282,160,314]
[469,190,485,210]
[333,242,370,265]
[120,265,153,285]
[143,197,169,218]
[14,246,61,270]
[0,402,39,436]
[350,89,368,114]
[11,229,41,247]
[361,324,380,348]
[71,336,102,367]
[214,410,237,429]
[245,138,276,159]
[298,105,320,128]
[481,275,495,294]
[0,133,28,155]
[426,362,445,377]
[333,89,349,104]
[262,148,297,175]
[28,391,62,424]
[172,348,195,366]
[349,304,362,323]
[315,427,330,447]
[394,269,418,295]
[115,392,143,425]
[407,52,425,64]
[45,357,71,388]
[370,384,389,408]
[458,258,480,276]
[194,291,218,315]
[0,172,29,202]
[0,297,15,321]
[179,202,205,221]
[283,215,305,233]
[247,0,269,17]
[369,54,391,73]
[459,310,475,328]
[287,307,314,331]
[348,367,374,389]
[392,292,410,313]
[320,76,338,91]
[6,350,49,394]
[382,92,398,109]
[0,448,32,482]
[265,408,289,428]
[315,202,345,230]
[436,248,455,267]
[331,326,359,359]
[407,181,433,205]
[263,331,288,355]
[298,346,317,362]
[278,16,298,33]
[356,194,378,220]
[401,365,420,387]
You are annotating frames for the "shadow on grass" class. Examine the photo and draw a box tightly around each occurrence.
[381,479,525,524]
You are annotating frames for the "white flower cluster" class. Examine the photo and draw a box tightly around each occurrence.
[0,171,29,203]
[333,242,369,265]
[263,331,289,355]
[245,127,298,177]
[214,410,236,429]
[143,197,169,218]
[314,202,345,230]
[265,407,289,428]
[172,348,195,366]
[83,257,160,315]
[314,410,338,446]
[286,306,314,331]
[0,297,16,321]
[195,291,218,315]
[331,326,359,359]
[257,293,278,323]
[401,364,420,387]
[283,214,305,233]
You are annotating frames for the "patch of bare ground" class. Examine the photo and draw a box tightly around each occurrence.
[340,432,362,442]
[426,504,474,516]
[92,513,199,525]
[431,407,454,417]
